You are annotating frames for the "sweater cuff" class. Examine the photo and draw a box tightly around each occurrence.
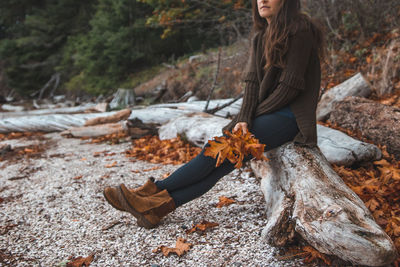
[279,70,305,90]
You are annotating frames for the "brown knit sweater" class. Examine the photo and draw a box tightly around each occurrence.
[222,26,321,147]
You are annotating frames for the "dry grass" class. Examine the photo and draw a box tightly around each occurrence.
[132,37,251,104]
[368,38,400,97]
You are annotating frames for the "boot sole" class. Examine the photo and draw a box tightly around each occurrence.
[117,185,157,229]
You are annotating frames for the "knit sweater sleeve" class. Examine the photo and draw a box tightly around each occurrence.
[279,29,313,91]
[235,34,260,127]
[255,29,313,116]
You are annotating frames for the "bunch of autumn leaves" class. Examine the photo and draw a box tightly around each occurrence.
[204,129,268,168]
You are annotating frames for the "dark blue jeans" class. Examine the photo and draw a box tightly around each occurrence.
[155,111,299,207]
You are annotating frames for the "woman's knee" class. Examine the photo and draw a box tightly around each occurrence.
[249,114,299,149]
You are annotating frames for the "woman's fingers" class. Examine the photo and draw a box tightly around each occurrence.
[241,124,248,135]
[233,122,249,135]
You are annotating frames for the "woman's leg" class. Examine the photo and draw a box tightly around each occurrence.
[154,141,221,192]
[250,113,300,151]
[167,113,299,207]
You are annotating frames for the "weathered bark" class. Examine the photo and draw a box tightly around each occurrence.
[159,113,381,166]
[328,96,400,159]
[84,109,131,126]
[250,142,398,266]
[317,73,372,121]
[109,88,135,110]
[61,122,127,138]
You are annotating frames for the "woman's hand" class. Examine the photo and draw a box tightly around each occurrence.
[233,122,249,135]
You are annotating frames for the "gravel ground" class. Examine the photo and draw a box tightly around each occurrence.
[0,133,309,266]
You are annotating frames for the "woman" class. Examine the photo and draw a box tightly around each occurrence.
[103,0,325,229]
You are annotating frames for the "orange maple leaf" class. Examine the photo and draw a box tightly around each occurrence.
[216,196,236,208]
[186,220,219,234]
[153,237,192,257]
[66,254,94,267]
[105,161,117,168]
[204,129,268,169]
[365,198,380,212]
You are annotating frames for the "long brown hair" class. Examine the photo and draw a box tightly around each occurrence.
[251,0,326,70]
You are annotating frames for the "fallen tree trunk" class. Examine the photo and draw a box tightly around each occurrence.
[250,142,398,266]
[0,112,118,133]
[60,118,160,139]
[159,113,381,166]
[316,124,381,166]
[84,109,131,126]
[328,96,400,159]
[159,112,228,147]
[150,98,241,118]
[128,107,195,124]
[0,103,98,119]
[317,73,372,121]
[0,106,195,133]
[61,122,127,138]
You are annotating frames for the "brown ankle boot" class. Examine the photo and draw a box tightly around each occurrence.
[103,177,161,211]
[119,184,176,229]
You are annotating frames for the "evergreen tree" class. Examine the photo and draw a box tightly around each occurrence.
[0,0,95,95]
[62,0,157,94]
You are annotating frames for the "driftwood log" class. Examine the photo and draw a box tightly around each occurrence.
[316,124,381,166]
[159,113,381,166]
[159,112,228,147]
[84,109,131,126]
[151,98,241,118]
[1,104,25,112]
[0,103,98,119]
[317,73,372,121]
[61,122,127,138]
[0,112,123,133]
[60,118,160,139]
[250,142,398,266]
[328,96,400,159]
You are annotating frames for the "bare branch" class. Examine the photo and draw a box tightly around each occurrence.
[205,93,244,115]
[204,47,222,112]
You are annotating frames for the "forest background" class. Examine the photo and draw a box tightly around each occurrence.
[0,0,399,101]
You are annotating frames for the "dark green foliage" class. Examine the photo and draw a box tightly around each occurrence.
[0,0,95,95]
[60,0,155,94]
